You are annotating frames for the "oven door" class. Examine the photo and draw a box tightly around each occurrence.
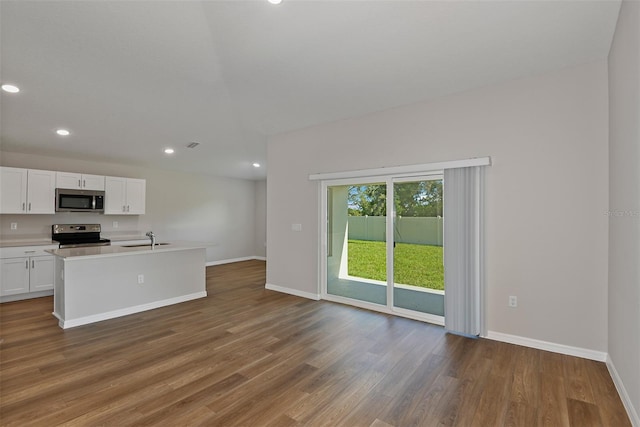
[56,189,105,212]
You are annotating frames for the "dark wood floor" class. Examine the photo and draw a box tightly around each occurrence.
[0,260,630,426]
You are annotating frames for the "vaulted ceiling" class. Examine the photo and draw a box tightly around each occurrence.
[0,1,621,180]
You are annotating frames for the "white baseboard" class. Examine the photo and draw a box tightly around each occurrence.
[485,331,607,362]
[1,289,53,303]
[606,354,640,427]
[55,291,208,329]
[206,256,266,266]
[265,283,321,301]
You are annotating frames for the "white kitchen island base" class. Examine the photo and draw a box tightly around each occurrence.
[49,245,206,329]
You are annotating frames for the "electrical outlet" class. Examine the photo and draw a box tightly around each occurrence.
[10,223,18,230]
[137,274,144,284]
[113,221,119,228]
[508,296,518,308]
[291,223,302,232]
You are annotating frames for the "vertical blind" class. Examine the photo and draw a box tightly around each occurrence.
[443,166,484,336]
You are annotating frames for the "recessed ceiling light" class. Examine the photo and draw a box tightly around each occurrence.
[56,129,70,136]
[252,163,261,168]
[164,148,175,154]
[267,0,282,4]
[1,84,20,93]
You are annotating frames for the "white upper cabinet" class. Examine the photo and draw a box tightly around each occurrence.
[82,174,105,191]
[0,167,55,214]
[124,178,146,214]
[104,177,146,215]
[1,167,144,216]
[27,170,57,213]
[0,167,27,213]
[56,172,105,191]
[104,176,126,214]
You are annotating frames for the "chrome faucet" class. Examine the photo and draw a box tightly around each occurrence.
[145,231,156,248]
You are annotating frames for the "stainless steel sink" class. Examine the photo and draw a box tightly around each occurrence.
[122,242,171,248]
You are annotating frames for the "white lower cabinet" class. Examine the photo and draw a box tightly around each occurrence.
[1,258,30,295]
[28,256,55,291]
[0,256,54,296]
[0,246,57,300]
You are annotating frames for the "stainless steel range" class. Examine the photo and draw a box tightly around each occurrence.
[52,224,111,248]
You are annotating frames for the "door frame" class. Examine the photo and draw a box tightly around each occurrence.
[319,171,445,326]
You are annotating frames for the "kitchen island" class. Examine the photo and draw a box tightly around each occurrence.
[46,243,207,329]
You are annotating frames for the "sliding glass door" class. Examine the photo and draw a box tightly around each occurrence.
[326,181,387,306]
[323,175,444,323]
[392,177,444,318]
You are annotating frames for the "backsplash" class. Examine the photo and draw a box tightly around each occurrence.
[0,213,147,239]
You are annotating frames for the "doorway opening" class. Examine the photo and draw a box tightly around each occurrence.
[323,174,444,324]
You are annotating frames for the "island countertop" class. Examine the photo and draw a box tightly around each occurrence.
[46,241,207,260]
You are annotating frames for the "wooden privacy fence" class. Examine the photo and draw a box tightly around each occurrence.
[348,216,443,246]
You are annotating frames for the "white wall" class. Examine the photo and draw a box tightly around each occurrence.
[267,61,609,353]
[608,1,640,420]
[254,180,267,258]
[0,151,263,263]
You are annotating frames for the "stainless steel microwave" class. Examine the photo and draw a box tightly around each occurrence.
[55,189,105,213]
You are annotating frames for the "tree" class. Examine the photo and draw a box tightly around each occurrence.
[395,180,442,217]
[348,180,442,217]
[348,184,386,216]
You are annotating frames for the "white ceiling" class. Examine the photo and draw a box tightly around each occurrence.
[0,0,621,180]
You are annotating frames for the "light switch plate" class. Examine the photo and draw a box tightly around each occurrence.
[291,223,302,232]
[10,223,18,230]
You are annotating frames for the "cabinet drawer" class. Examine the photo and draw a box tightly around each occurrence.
[0,245,58,258]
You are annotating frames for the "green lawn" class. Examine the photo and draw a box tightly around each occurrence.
[347,239,444,290]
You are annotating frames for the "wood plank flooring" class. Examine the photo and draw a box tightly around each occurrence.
[0,260,630,426]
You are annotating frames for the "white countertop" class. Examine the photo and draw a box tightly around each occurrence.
[0,237,56,248]
[46,241,206,260]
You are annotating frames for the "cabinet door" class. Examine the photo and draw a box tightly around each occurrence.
[82,174,105,191]
[104,176,127,214]
[27,169,56,214]
[0,167,28,214]
[56,172,82,189]
[126,178,146,214]
[0,258,30,296]
[29,256,54,292]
